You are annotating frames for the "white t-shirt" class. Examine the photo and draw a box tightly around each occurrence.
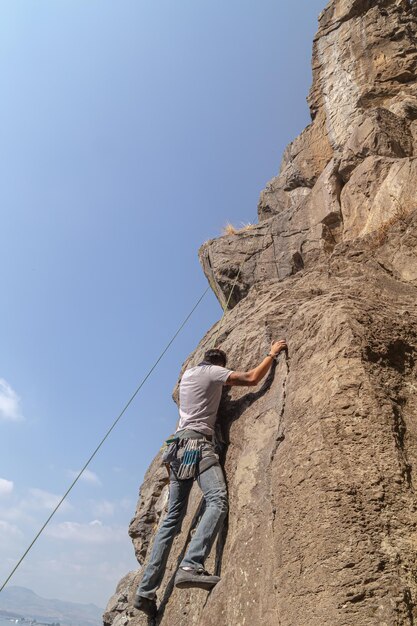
[177,364,232,437]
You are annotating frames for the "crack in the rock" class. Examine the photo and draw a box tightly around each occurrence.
[271,232,281,280]
[403,587,415,626]
[376,260,395,277]
[392,402,414,491]
[269,351,290,533]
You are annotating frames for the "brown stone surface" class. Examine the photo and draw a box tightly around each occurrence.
[105,1,417,624]
[339,108,414,181]
[341,156,417,239]
[259,0,417,223]
[208,0,417,309]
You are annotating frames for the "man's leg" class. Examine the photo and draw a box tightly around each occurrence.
[136,470,193,602]
[179,463,228,570]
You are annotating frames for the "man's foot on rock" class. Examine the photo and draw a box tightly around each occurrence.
[174,567,220,591]
[134,594,157,618]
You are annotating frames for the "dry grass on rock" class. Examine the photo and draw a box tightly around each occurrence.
[371,206,415,248]
[222,222,255,236]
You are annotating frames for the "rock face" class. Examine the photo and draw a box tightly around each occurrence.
[104,1,417,625]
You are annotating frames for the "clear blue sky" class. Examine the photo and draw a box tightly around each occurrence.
[0,0,325,608]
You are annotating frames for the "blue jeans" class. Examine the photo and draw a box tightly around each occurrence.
[136,463,228,600]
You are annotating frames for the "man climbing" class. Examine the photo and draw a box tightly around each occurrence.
[134,339,287,618]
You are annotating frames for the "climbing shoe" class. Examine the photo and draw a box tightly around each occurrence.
[174,567,220,591]
[134,594,157,618]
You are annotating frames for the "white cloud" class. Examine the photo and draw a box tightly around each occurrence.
[68,468,101,486]
[0,487,71,525]
[27,488,71,512]
[0,505,35,524]
[47,520,126,544]
[120,497,134,511]
[0,379,23,421]
[0,478,14,496]
[0,520,24,566]
[91,499,115,517]
[0,519,24,540]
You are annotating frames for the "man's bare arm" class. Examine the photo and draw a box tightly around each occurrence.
[226,340,287,387]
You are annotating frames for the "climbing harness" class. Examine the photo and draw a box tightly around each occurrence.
[162,428,219,479]
[177,438,203,480]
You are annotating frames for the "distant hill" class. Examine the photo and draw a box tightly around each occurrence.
[0,586,103,626]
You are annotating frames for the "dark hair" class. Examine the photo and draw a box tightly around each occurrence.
[204,349,227,367]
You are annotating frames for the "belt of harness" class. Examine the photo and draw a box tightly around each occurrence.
[161,431,218,480]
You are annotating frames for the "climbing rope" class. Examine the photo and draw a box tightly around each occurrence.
[212,252,249,348]
[0,286,210,594]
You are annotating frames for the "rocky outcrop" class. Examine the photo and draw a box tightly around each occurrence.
[204,0,417,312]
[105,1,417,625]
